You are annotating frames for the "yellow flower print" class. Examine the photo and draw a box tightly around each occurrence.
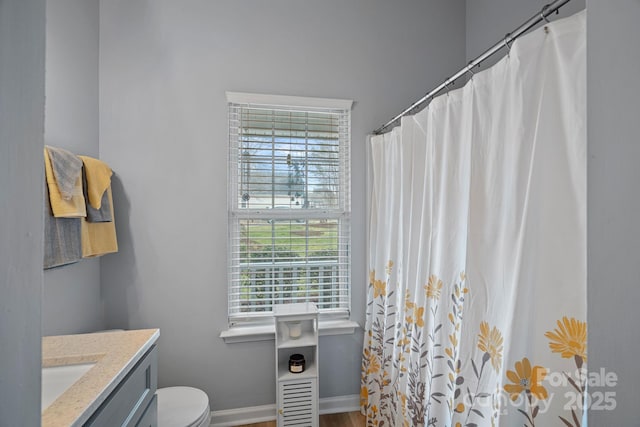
[404,290,415,310]
[404,315,413,326]
[399,392,407,409]
[413,306,424,328]
[449,333,458,347]
[477,321,504,371]
[382,373,391,387]
[364,349,381,375]
[385,260,394,275]
[360,386,368,407]
[373,279,386,298]
[397,334,410,348]
[545,316,587,361]
[504,357,548,401]
[425,275,443,300]
[369,270,376,284]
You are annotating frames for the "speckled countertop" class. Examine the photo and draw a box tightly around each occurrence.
[42,328,160,427]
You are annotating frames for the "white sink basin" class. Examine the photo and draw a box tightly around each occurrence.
[42,363,96,410]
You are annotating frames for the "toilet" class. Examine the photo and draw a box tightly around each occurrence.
[156,386,211,427]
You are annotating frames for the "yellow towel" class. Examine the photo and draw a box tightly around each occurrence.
[44,148,87,218]
[78,155,113,210]
[81,187,118,257]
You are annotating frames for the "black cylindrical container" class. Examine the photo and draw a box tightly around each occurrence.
[288,354,305,374]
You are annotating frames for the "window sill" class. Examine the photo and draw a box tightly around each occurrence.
[220,319,361,344]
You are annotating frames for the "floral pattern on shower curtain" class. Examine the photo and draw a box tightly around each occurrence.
[361,11,586,427]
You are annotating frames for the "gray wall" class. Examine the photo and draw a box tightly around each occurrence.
[587,0,640,424]
[0,0,45,425]
[466,0,585,64]
[99,0,466,410]
[43,0,105,336]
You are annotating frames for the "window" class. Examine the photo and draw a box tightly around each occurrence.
[227,92,352,325]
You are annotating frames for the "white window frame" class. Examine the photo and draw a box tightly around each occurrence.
[225,92,353,330]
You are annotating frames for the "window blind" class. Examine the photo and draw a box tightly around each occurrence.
[227,95,351,323]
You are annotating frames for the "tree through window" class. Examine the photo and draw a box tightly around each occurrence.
[227,93,352,324]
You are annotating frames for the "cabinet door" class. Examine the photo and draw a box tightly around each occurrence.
[278,378,318,427]
[84,346,158,427]
[134,394,157,427]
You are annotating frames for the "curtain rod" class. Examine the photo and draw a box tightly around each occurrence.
[373,0,572,135]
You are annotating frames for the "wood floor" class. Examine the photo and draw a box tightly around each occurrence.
[236,411,365,427]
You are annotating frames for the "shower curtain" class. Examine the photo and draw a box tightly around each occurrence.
[361,11,586,427]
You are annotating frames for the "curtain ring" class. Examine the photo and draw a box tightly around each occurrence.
[540,4,551,23]
[466,61,475,79]
[504,32,513,54]
[445,78,455,96]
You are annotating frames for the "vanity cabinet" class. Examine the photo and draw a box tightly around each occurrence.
[84,345,158,427]
[274,303,318,427]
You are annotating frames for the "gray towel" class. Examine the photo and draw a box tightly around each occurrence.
[43,180,82,269]
[82,167,112,222]
[45,145,83,200]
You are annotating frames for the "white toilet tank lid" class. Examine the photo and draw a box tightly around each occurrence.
[157,386,210,427]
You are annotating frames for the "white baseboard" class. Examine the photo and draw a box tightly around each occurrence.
[210,403,275,427]
[210,394,360,427]
[318,394,360,415]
